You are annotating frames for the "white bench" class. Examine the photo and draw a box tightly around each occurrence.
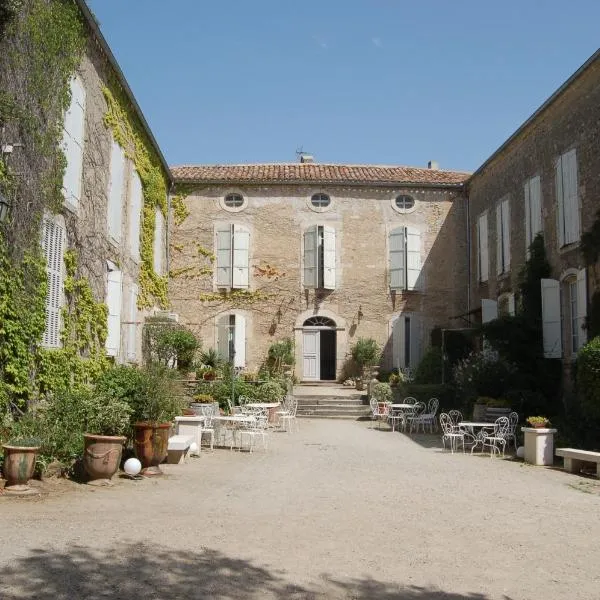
[556,448,600,478]
[167,434,194,465]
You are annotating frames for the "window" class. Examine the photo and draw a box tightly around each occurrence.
[392,313,422,370]
[541,278,562,358]
[481,299,498,323]
[216,224,250,288]
[311,193,330,208]
[561,269,587,357]
[224,193,244,208]
[556,149,580,247]
[153,208,165,274]
[217,313,246,367]
[105,262,122,357]
[41,216,66,348]
[395,195,415,211]
[524,175,542,254]
[129,170,143,262]
[477,212,489,282]
[496,197,510,275]
[107,140,125,242]
[498,293,515,317]
[126,283,138,362]
[304,225,336,290]
[62,77,85,209]
[389,226,421,291]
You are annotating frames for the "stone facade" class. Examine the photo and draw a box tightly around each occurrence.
[170,179,468,380]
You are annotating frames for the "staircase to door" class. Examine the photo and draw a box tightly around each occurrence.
[294,384,371,419]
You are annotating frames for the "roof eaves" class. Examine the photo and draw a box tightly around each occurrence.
[74,0,172,185]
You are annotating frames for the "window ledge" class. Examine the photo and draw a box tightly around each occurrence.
[558,241,580,255]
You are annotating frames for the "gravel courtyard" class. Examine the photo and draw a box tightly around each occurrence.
[0,418,599,600]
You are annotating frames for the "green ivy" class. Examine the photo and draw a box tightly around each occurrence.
[172,184,194,226]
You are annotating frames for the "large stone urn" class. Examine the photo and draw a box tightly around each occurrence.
[83,434,126,485]
[133,422,171,476]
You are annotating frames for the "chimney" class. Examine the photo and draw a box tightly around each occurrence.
[300,153,314,163]
[427,160,439,170]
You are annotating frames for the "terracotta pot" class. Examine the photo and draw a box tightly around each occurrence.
[133,422,171,476]
[83,434,126,485]
[2,444,40,494]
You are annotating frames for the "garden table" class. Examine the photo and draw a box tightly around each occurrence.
[389,404,416,432]
[458,421,496,453]
[213,415,256,449]
[245,402,280,424]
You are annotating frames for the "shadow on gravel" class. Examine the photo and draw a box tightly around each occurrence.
[0,543,495,600]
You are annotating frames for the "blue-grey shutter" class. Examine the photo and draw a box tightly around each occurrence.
[541,278,562,358]
[216,226,232,287]
[389,227,405,290]
[303,226,318,289]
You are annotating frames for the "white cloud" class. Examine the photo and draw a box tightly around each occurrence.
[372,37,383,48]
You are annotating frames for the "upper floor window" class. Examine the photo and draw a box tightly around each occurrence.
[62,77,86,210]
[105,261,123,358]
[311,193,330,208]
[216,224,250,289]
[221,193,247,212]
[556,148,580,247]
[496,197,510,275]
[303,225,336,290]
[389,226,421,291]
[477,212,489,282]
[395,195,415,211]
[524,175,542,255]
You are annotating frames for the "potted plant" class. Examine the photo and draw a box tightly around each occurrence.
[527,416,550,429]
[83,392,132,485]
[2,437,41,495]
[351,338,380,391]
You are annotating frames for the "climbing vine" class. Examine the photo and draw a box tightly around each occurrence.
[172,185,194,226]
[102,85,169,309]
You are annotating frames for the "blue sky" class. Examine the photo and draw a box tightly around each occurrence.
[87,0,600,172]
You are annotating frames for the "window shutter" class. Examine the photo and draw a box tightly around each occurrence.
[389,227,405,290]
[502,198,510,272]
[126,283,138,361]
[564,149,580,244]
[62,77,85,208]
[153,208,164,275]
[556,156,565,247]
[41,218,65,348]
[234,314,246,368]
[217,315,230,361]
[105,269,123,357]
[481,299,498,323]
[322,225,336,290]
[508,293,516,316]
[530,176,542,241]
[303,226,318,289]
[406,227,421,290]
[129,170,143,261]
[576,268,587,351]
[409,315,423,370]
[216,226,233,287]
[524,180,531,251]
[232,225,250,289]
[541,278,562,358]
[478,213,489,282]
[496,203,503,275]
[392,316,405,369]
[107,140,125,242]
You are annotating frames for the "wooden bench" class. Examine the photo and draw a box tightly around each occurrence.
[556,448,600,478]
[166,434,194,465]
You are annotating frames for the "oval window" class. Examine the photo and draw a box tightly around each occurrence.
[395,195,415,211]
[311,193,331,208]
[224,193,245,208]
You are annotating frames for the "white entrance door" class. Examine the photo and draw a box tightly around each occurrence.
[303,330,320,380]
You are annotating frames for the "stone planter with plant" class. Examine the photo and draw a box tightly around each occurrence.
[1,437,42,495]
[351,338,380,391]
[526,416,550,429]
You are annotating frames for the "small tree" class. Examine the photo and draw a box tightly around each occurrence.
[143,318,200,371]
[351,338,380,378]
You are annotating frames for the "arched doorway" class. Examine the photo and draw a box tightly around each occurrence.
[302,316,336,381]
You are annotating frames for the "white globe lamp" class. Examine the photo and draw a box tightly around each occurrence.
[516,446,525,459]
[124,457,142,476]
[189,442,199,456]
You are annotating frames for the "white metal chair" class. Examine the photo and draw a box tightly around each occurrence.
[388,406,406,432]
[440,413,465,453]
[505,412,519,451]
[482,416,510,457]
[279,397,299,433]
[371,400,390,429]
[406,402,426,433]
[275,395,293,425]
[448,409,463,430]
[199,405,215,451]
[418,398,439,433]
[403,397,417,405]
[239,409,268,452]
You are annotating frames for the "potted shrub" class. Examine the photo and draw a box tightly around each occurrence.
[372,382,392,406]
[83,392,132,485]
[351,338,380,391]
[527,416,550,429]
[2,437,41,494]
[258,380,286,402]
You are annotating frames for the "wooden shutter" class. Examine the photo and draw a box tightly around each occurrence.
[322,225,336,290]
[217,315,230,361]
[107,140,125,242]
[392,316,404,369]
[508,293,516,316]
[406,227,421,290]
[234,314,246,368]
[216,226,232,287]
[563,149,579,244]
[232,225,250,289]
[409,315,423,370]
[105,268,123,357]
[41,218,65,348]
[576,268,587,351]
[556,156,566,247]
[541,278,562,358]
[502,198,510,272]
[126,283,138,361]
[153,208,164,275]
[478,213,488,282]
[481,299,498,323]
[303,226,318,289]
[529,176,542,242]
[524,180,531,251]
[129,170,143,261]
[495,203,503,275]
[62,77,85,208]
[389,227,405,290]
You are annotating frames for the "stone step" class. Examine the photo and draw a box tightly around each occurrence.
[296,398,366,407]
[298,414,370,420]
[297,408,372,418]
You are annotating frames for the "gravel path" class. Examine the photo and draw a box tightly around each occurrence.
[0,419,599,599]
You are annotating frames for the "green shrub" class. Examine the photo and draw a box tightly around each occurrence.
[258,380,285,402]
[372,382,392,403]
[577,336,600,420]
[414,346,445,384]
[84,393,132,437]
[267,338,294,373]
[351,338,380,375]
[143,319,200,370]
[198,348,223,369]
[396,383,457,410]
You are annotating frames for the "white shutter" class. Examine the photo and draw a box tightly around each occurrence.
[303,226,318,289]
[392,316,405,369]
[389,227,405,290]
[502,198,510,272]
[409,315,423,370]
[105,269,123,357]
[556,156,565,247]
[216,226,232,287]
[576,268,587,351]
[153,208,164,274]
[541,278,562,358]
[507,293,516,316]
[232,225,250,288]
[322,225,336,290]
[41,218,65,348]
[126,283,138,361]
[530,176,542,241]
[406,227,421,290]
[234,314,246,368]
[217,315,230,361]
[478,213,489,282]
[564,149,580,244]
[481,299,498,323]
[129,170,143,261]
[62,77,85,208]
[524,180,531,251]
[496,203,503,275]
[107,140,125,242]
